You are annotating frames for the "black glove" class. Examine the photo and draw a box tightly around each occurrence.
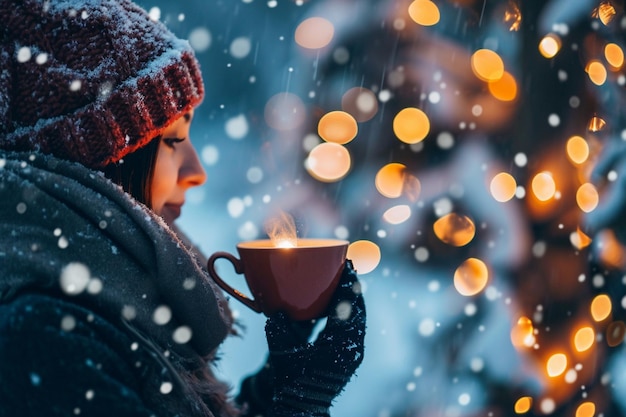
[265,260,366,417]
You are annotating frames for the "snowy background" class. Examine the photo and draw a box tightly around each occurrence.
[136,1,626,416]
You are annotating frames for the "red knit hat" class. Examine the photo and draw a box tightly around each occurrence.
[0,0,204,169]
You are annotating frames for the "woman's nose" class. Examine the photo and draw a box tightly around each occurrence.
[179,142,207,188]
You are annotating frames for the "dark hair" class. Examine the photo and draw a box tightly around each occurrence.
[103,137,161,208]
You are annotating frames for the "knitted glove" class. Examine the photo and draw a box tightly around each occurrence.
[265,260,366,417]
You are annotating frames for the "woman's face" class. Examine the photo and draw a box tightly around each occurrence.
[151,109,207,225]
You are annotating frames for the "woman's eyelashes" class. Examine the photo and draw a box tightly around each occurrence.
[163,137,185,149]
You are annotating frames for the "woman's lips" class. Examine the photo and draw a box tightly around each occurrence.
[162,203,182,223]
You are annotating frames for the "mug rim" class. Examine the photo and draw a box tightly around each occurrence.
[237,238,349,249]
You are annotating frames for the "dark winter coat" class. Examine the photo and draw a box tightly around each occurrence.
[0,151,238,417]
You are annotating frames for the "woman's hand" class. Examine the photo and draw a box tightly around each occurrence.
[265,260,366,417]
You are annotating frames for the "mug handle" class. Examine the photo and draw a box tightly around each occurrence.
[207,251,262,313]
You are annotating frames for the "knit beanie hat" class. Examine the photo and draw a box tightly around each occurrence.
[0,0,204,169]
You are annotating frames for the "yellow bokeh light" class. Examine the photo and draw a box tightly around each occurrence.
[347,240,381,274]
[586,60,608,86]
[511,316,536,348]
[294,17,334,49]
[591,294,612,322]
[471,49,505,82]
[342,87,378,122]
[576,183,599,213]
[383,205,412,225]
[605,43,624,69]
[515,396,533,414]
[318,111,358,144]
[575,402,595,417]
[531,172,556,201]
[305,142,351,182]
[607,321,626,347]
[538,34,561,58]
[490,172,517,202]
[566,135,589,164]
[488,71,518,101]
[433,213,476,247]
[453,258,489,296]
[407,0,440,26]
[546,353,567,377]
[393,107,430,144]
[573,326,595,352]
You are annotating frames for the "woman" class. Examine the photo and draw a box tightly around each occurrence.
[0,0,366,416]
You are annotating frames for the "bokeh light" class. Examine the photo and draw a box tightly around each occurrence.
[264,92,306,131]
[374,163,421,199]
[383,204,411,225]
[407,0,440,26]
[393,107,430,144]
[531,172,556,201]
[586,60,608,85]
[605,43,624,69]
[490,172,517,202]
[488,71,518,101]
[576,183,599,213]
[511,316,536,348]
[318,111,358,144]
[546,353,567,377]
[471,49,505,82]
[433,213,475,246]
[294,17,334,49]
[573,326,595,352]
[453,258,489,296]
[566,135,589,164]
[575,402,595,417]
[538,34,561,58]
[305,142,351,182]
[606,321,626,347]
[347,240,381,274]
[590,294,612,322]
[342,87,378,122]
[515,397,533,414]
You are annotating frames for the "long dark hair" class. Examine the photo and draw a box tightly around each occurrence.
[103,137,161,207]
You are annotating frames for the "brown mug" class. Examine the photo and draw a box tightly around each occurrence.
[207,238,348,321]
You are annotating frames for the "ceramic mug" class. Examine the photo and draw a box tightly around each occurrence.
[207,238,348,321]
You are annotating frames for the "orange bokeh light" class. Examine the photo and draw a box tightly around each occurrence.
[531,172,556,201]
[407,0,440,26]
[590,294,612,322]
[515,396,533,414]
[490,172,517,202]
[605,43,624,69]
[433,213,476,246]
[318,111,358,144]
[546,353,567,377]
[573,326,595,352]
[576,183,599,213]
[375,163,419,199]
[566,135,589,164]
[511,316,536,348]
[586,60,608,85]
[538,34,561,58]
[453,258,489,296]
[471,49,505,82]
[488,71,518,101]
[393,107,430,144]
[575,402,595,417]
[347,240,381,274]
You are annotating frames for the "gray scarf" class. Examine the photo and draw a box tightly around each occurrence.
[0,151,232,366]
